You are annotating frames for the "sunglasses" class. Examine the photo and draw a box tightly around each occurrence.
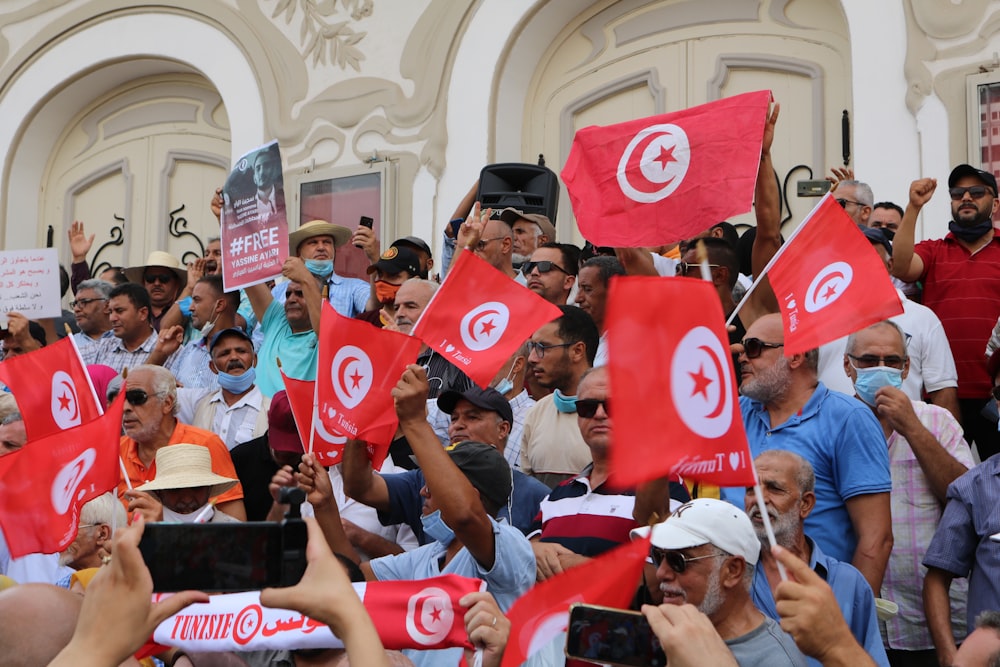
[847,353,906,370]
[521,260,569,276]
[949,186,994,201]
[70,297,106,309]
[144,273,175,284]
[741,337,784,359]
[576,398,610,418]
[675,262,720,276]
[124,389,162,406]
[475,237,506,252]
[650,547,721,573]
[836,198,864,209]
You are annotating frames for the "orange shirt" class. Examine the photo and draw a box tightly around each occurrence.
[118,422,244,505]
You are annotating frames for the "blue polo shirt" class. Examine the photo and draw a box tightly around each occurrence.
[721,383,890,562]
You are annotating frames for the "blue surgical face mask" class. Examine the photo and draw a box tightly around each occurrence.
[420,509,456,546]
[553,388,577,414]
[852,365,903,407]
[217,366,256,394]
[304,259,334,278]
[493,366,516,397]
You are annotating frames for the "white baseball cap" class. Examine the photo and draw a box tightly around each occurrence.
[630,498,761,565]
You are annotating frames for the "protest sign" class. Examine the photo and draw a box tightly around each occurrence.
[0,248,61,323]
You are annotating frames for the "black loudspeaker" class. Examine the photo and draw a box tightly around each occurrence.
[477,160,560,222]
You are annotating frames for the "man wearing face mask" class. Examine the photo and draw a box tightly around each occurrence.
[844,321,973,664]
[272,220,374,317]
[892,166,1000,460]
[128,444,242,523]
[150,275,241,390]
[358,246,421,328]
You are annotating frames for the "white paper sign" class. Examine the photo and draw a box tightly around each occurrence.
[0,248,61,320]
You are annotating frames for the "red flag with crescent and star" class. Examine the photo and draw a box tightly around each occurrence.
[411,250,563,388]
[0,336,103,441]
[501,535,651,667]
[316,302,421,448]
[561,90,771,247]
[766,193,904,355]
[0,390,125,558]
[606,276,755,488]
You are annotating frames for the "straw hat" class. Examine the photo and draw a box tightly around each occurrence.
[135,444,238,498]
[288,219,352,254]
[123,251,187,289]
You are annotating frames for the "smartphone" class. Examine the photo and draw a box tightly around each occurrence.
[139,520,306,593]
[565,603,667,667]
[359,216,374,229]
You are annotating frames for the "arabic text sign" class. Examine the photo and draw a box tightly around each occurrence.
[0,248,61,321]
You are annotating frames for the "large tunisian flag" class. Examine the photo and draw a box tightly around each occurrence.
[606,276,756,488]
[765,193,903,355]
[562,90,772,247]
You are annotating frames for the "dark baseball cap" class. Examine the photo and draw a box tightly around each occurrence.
[208,327,254,354]
[445,440,512,508]
[366,246,421,277]
[949,164,999,193]
[267,390,303,453]
[437,386,513,425]
[861,227,892,256]
[392,236,432,258]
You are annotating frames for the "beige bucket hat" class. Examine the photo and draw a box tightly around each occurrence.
[123,251,187,290]
[288,219,352,254]
[135,444,238,498]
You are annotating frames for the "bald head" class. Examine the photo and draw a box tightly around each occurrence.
[0,584,82,666]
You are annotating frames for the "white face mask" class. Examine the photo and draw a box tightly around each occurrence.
[161,504,213,524]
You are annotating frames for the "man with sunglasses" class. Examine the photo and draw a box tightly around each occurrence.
[123,251,187,332]
[727,313,892,595]
[522,243,578,306]
[842,321,971,665]
[892,165,1000,460]
[632,498,807,667]
[834,180,874,227]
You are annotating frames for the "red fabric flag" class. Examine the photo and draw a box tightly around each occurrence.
[281,373,394,470]
[561,90,771,247]
[0,336,102,440]
[766,193,904,355]
[0,390,125,557]
[412,251,562,387]
[501,536,651,667]
[607,276,756,488]
[316,302,420,447]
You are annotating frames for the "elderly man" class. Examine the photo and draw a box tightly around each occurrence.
[343,384,548,539]
[893,166,1000,459]
[117,364,245,520]
[70,279,113,365]
[128,444,242,523]
[91,282,173,375]
[123,251,187,332]
[834,179,874,227]
[843,320,972,665]
[499,207,556,268]
[632,498,807,666]
[522,243,578,306]
[575,256,625,367]
[520,306,600,487]
[922,349,1000,666]
[273,219,373,318]
[456,205,524,283]
[0,411,26,456]
[952,612,1000,667]
[723,312,892,594]
[745,450,887,667]
[57,493,126,574]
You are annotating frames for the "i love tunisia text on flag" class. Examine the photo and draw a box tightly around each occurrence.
[501,535,651,667]
[0,336,102,440]
[316,302,420,446]
[765,193,904,356]
[412,250,562,388]
[607,277,755,488]
[561,90,771,247]
[0,390,125,558]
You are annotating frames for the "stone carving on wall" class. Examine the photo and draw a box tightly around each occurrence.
[272,0,373,71]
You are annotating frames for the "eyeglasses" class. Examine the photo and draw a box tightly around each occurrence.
[474,237,506,252]
[576,398,610,418]
[526,341,573,358]
[846,353,907,370]
[124,389,164,406]
[521,260,569,276]
[836,198,865,209]
[741,338,784,359]
[144,273,175,284]
[949,186,994,201]
[675,262,721,276]
[650,547,721,573]
[70,297,106,309]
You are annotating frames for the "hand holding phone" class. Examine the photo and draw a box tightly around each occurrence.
[565,603,666,667]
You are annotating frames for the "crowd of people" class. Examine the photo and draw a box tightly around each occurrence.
[4,104,1000,667]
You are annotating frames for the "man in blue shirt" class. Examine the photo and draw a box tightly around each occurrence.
[723,313,892,594]
[745,450,887,666]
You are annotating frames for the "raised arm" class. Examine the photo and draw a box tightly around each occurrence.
[341,438,392,512]
[742,102,782,326]
[891,178,935,282]
[282,257,324,332]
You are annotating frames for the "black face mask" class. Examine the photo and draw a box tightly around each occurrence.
[949,219,994,242]
[880,228,895,242]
